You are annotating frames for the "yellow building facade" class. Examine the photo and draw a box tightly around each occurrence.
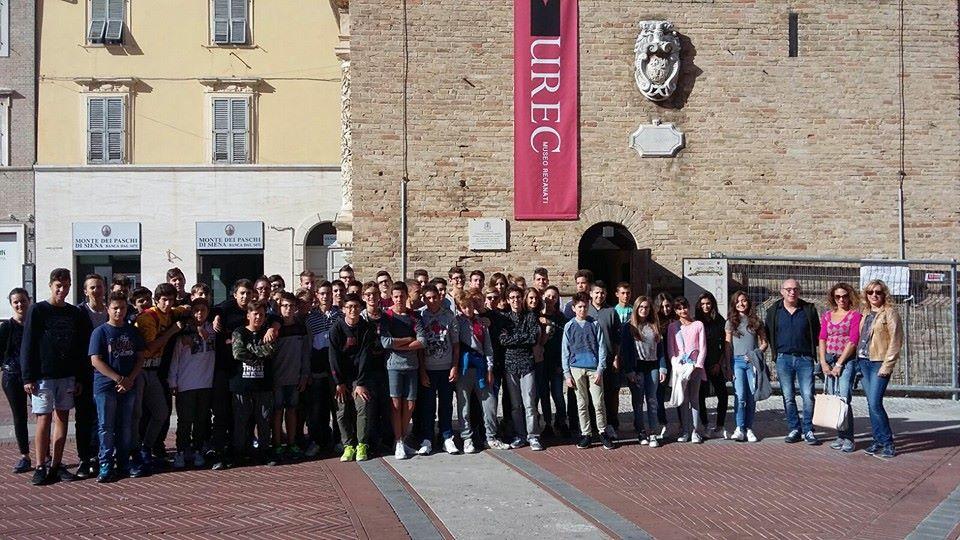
[36,0,349,301]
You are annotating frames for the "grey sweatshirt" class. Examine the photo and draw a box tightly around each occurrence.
[416,307,459,371]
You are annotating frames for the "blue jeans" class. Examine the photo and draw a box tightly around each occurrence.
[775,353,815,434]
[95,389,136,470]
[824,354,855,440]
[731,355,756,429]
[535,361,567,428]
[418,369,455,441]
[628,364,659,434]
[857,358,893,447]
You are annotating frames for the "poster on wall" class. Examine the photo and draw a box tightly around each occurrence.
[683,258,729,319]
[514,0,579,220]
[0,226,25,319]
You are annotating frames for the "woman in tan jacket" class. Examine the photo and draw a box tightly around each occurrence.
[856,279,903,459]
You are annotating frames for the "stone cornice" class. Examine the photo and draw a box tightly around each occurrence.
[74,77,140,93]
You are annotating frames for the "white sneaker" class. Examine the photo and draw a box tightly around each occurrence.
[443,437,460,455]
[722,429,731,440]
[417,439,433,456]
[648,435,659,448]
[691,431,703,444]
[173,452,186,469]
[639,437,649,446]
[731,427,745,442]
[463,439,477,454]
[677,433,690,443]
[604,425,619,440]
[193,452,206,468]
[394,442,409,460]
[485,438,510,450]
[746,429,759,443]
[658,425,668,440]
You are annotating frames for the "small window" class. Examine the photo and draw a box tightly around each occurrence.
[212,0,248,45]
[0,0,9,57]
[88,0,124,44]
[788,13,799,57]
[212,97,250,164]
[88,96,126,164]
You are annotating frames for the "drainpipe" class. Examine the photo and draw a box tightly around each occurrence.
[400,0,410,279]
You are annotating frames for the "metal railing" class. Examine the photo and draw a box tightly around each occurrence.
[708,254,959,397]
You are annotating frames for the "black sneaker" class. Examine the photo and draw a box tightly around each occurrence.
[212,459,232,471]
[53,465,77,483]
[863,443,880,456]
[74,460,96,480]
[576,435,592,449]
[874,445,896,460]
[31,465,50,486]
[600,434,616,450]
[803,431,821,446]
[784,430,801,444]
[13,456,32,474]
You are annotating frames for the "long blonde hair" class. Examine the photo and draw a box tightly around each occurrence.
[628,296,657,340]
[861,279,892,310]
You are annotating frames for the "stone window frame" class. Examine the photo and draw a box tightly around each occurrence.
[208,0,255,48]
[75,78,138,165]
[200,79,262,165]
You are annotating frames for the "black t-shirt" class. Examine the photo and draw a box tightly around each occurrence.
[20,301,90,382]
[0,318,25,374]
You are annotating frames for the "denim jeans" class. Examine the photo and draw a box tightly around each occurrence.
[418,369,455,441]
[731,356,756,429]
[95,389,136,470]
[857,358,893,447]
[776,353,815,434]
[628,364,659,435]
[824,354,855,440]
[535,361,567,429]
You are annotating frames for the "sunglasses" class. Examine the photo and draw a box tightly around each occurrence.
[866,290,885,296]
[834,293,849,300]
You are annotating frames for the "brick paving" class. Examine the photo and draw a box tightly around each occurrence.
[0,442,406,539]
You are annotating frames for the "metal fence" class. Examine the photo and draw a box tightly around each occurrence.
[707,254,959,395]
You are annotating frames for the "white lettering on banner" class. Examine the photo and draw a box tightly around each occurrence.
[529,37,562,155]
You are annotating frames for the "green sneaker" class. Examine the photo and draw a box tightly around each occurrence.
[355,443,370,462]
[340,445,356,462]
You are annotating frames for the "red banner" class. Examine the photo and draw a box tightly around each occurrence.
[514,0,579,220]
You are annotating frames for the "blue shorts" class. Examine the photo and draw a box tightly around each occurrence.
[388,370,418,401]
[31,377,76,414]
[274,385,300,409]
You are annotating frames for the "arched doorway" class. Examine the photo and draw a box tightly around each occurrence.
[304,222,344,281]
[577,222,651,297]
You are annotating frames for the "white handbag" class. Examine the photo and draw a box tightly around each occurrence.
[813,376,849,431]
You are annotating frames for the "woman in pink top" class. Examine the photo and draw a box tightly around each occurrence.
[817,283,862,452]
[666,297,707,443]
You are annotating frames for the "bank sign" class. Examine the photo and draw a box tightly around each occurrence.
[72,222,141,251]
[196,221,263,250]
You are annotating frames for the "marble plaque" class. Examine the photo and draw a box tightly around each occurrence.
[629,122,685,157]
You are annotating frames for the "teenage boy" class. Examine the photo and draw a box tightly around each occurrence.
[588,281,622,439]
[331,280,346,308]
[407,279,424,311]
[303,281,342,457]
[89,291,145,482]
[167,298,216,469]
[21,268,91,485]
[376,271,394,308]
[111,274,132,299]
[381,282,423,459]
[190,283,212,302]
[75,273,109,478]
[347,280,363,297]
[448,267,466,293]
[563,269,594,318]
[230,301,277,466]
[272,292,311,461]
[469,270,485,291]
[413,269,430,289]
[299,271,317,293]
[415,284,460,455]
[361,281,394,449]
[533,267,550,292]
[338,265,355,282]
[268,275,286,296]
[613,282,633,323]
[500,285,544,451]
[563,293,614,450]
[430,277,454,312]
[329,294,376,461]
[167,267,191,306]
[134,283,190,474]
[130,287,153,324]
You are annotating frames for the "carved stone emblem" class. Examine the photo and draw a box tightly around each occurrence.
[634,21,681,102]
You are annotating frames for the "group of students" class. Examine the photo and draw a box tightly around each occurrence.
[0,263,905,486]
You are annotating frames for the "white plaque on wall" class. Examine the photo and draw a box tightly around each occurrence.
[196,221,264,250]
[469,218,508,251]
[72,222,141,251]
[683,258,729,318]
[860,265,910,296]
[629,121,685,158]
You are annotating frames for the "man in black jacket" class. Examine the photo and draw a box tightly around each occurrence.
[764,279,821,445]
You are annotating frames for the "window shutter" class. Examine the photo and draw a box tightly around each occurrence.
[212,98,230,162]
[104,0,124,42]
[229,98,249,163]
[105,97,124,162]
[88,98,106,163]
[229,0,247,44]
[88,0,108,43]
[212,0,229,43]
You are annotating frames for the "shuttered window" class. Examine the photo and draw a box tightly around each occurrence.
[88,97,125,164]
[88,0,124,44]
[212,0,248,45]
[212,97,250,164]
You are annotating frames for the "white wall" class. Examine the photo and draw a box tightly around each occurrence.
[35,166,341,289]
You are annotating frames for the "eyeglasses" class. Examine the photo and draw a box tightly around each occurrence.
[377,280,390,285]
[782,287,799,293]
[866,290,885,296]
[834,293,849,300]
[507,296,522,301]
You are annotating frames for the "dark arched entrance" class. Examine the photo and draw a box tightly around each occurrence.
[577,222,651,297]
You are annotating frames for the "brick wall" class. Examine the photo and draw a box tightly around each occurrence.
[349,1,960,290]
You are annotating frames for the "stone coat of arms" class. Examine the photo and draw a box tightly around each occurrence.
[634,20,681,102]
